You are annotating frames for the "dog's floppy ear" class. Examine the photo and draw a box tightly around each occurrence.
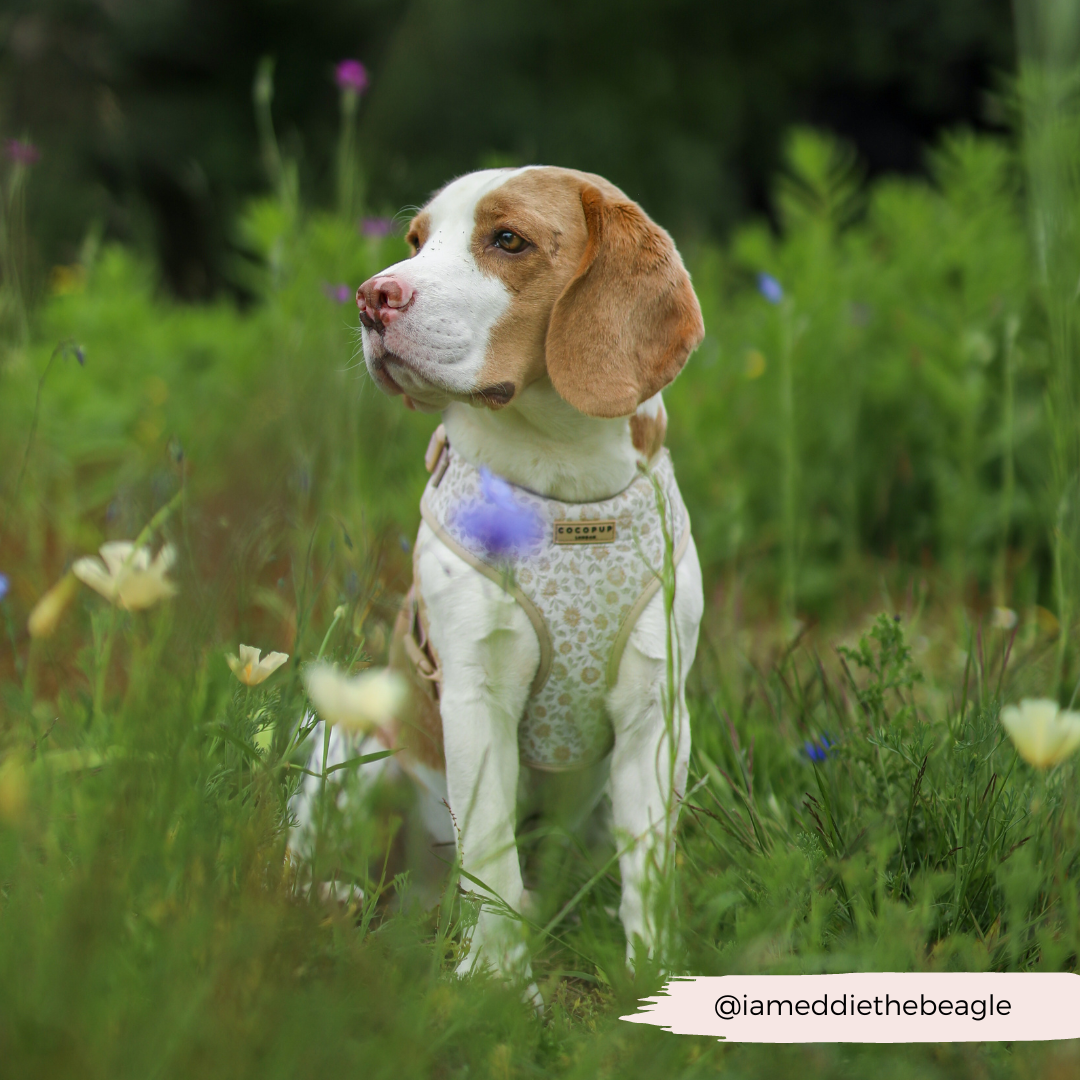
[545,183,704,418]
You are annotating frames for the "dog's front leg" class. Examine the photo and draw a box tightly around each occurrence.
[607,541,703,970]
[415,524,540,988]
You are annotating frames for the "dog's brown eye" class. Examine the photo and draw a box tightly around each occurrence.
[406,235,421,255]
[494,229,527,253]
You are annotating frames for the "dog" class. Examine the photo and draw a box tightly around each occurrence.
[301,167,704,993]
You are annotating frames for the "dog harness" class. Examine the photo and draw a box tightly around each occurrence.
[402,426,691,772]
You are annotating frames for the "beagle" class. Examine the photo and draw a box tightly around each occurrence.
[335,167,703,990]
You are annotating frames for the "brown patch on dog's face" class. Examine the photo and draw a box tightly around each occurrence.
[404,210,431,256]
[468,169,593,406]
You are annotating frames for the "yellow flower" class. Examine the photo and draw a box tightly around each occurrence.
[27,571,79,638]
[1000,698,1080,768]
[745,349,767,379]
[226,644,289,686]
[0,755,29,824]
[302,663,407,733]
[73,541,177,610]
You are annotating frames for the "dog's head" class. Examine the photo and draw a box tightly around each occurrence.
[358,167,704,418]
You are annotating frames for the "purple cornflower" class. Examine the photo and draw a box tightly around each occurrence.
[5,139,39,166]
[457,468,544,557]
[335,60,368,95]
[804,734,834,763]
[360,217,394,239]
[321,282,353,303]
[0,573,9,602]
[757,272,784,305]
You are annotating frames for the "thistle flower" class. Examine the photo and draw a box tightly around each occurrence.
[335,60,368,95]
[303,663,407,733]
[456,468,544,557]
[360,217,394,238]
[757,272,784,304]
[5,139,39,166]
[321,281,353,303]
[27,572,79,638]
[226,644,289,686]
[1000,698,1080,769]
[72,542,177,611]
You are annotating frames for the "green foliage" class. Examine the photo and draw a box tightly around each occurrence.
[2,67,1080,1078]
[668,127,1039,612]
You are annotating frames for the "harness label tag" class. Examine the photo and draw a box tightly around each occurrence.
[553,519,617,545]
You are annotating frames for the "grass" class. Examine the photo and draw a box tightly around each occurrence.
[2,36,1080,1077]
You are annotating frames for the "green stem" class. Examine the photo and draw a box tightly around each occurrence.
[997,316,1018,607]
[92,487,184,724]
[93,604,118,724]
[779,302,798,630]
[315,606,345,664]
[336,88,360,219]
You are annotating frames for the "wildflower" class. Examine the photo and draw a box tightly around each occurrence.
[72,541,177,611]
[321,282,353,303]
[303,663,407,733]
[335,59,368,95]
[757,272,784,304]
[456,468,544,557]
[0,573,8,602]
[226,644,289,686]
[5,139,39,166]
[744,349,767,379]
[1000,698,1080,769]
[803,734,833,763]
[990,607,1018,631]
[0,755,28,824]
[360,217,394,238]
[49,264,87,296]
[27,572,79,638]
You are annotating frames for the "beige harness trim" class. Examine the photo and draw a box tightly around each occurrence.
[605,510,692,689]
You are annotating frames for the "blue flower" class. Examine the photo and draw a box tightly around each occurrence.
[804,734,833,763]
[0,573,8,602]
[757,272,784,305]
[457,469,544,557]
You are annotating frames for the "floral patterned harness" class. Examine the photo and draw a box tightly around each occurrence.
[404,428,691,772]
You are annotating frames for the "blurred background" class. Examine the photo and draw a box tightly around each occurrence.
[2,0,1012,298]
[8,6,1080,1078]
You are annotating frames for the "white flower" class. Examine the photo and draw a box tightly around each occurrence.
[990,607,1018,631]
[1000,698,1080,769]
[302,663,407,733]
[226,644,289,686]
[72,541,177,610]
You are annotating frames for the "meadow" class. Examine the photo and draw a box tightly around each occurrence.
[2,57,1080,1079]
